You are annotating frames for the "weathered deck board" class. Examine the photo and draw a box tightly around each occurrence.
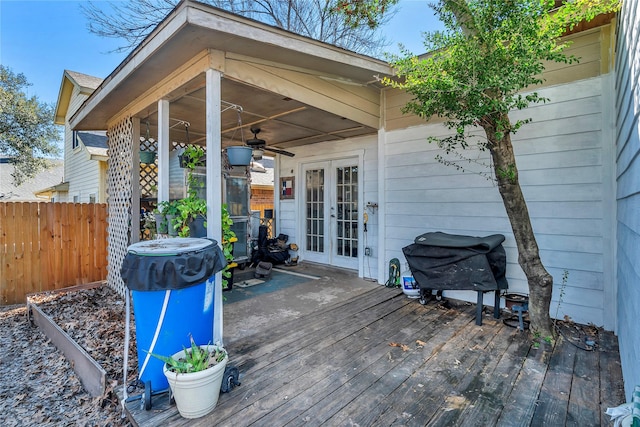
[456,328,532,427]
[249,301,454,426]
[495,337,552,427]
[124,286,625,427]
[598,330,626,426]
[366,309,495,426]
[530,336,575,426]
[567,341,600,426]
[287,305,475,427]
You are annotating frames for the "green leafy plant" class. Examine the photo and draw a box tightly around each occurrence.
[221,204,237,289]
[146,336,226,374]
[174,196,207,237]
[553,269,570,326]
[181,145,205,169]
[173,145,207,236]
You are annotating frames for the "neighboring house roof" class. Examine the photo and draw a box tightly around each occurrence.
[250,157,274,188]
[0,159,65,201]
[77,131,108,159]
[54,70,104,125]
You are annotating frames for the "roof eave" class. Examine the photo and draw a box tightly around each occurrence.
[69,0,391,131]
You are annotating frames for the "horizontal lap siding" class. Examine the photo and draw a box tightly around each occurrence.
[383,76,611,326]
[384,27,609,132]
[65,85,102,203]
[615,0,640,400]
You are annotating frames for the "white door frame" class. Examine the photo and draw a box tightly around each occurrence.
[299,155,363,270]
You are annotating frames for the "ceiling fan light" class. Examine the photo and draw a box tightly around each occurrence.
[252,148,264,160]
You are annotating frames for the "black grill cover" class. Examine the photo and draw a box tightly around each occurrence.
[121,239,225,291]
[402,232,508,292]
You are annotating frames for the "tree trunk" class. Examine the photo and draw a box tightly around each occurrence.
[482,113,555,337]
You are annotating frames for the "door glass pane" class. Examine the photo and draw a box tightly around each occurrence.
[335,165,358,258]
[226,177,249,216]
[306,169,324,253]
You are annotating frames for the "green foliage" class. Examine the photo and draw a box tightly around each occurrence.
[146,336,226,374]
[181,145,205,170]
[554,269,570,323]
[377,0,620,145]
[173,145,207,236]
[496,164,517,183]
[333,0,399,29]
[173,196,207,237]
[156,199,179,216]
[221,204,237,290]
[0,65,61,185]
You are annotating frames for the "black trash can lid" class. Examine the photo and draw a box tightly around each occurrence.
[121,238,226,291]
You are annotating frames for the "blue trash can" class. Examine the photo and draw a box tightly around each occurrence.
[121,237,225,392]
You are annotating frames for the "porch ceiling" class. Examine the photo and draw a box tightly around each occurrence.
[140,78,378,151]
[70,0,390,151]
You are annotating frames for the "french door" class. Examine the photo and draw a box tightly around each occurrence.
[302,158,359,269]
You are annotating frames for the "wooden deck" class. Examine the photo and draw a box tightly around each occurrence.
[125,286,624,426]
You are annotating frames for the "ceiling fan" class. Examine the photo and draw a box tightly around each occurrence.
[246,127,295,158]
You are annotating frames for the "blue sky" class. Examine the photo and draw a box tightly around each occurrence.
[0,0,443,108]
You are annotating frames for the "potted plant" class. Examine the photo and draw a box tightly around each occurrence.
[221,204,238,289]
[148,336,228,419]
[173,145,208,237]
[142,211,157,239]
[154,200,180,236]
[174,195,207,237]
[140,150,157,164]
[152,202,169,234]
[179,145,206,168]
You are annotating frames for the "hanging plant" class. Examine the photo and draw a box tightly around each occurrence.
[140,121,156,163]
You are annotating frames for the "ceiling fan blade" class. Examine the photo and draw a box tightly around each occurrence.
[263,147,295,157]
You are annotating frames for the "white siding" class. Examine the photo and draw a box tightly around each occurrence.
[382,76,615,327]
[276,135,379,279]
[63,84,103,203]
[615,0,640,400]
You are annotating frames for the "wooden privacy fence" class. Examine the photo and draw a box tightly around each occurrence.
[0,202,108,305]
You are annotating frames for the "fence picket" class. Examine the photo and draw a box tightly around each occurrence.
[0,202,108,305]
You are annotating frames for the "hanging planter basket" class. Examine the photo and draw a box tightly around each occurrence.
[140,150,157,164]
[226,146,252,166]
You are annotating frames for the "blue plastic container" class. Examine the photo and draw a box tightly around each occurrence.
[123,238,222,392]
[132,278,214,391]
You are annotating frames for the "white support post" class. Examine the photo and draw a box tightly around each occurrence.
[157,99,170,204]
[377,127,386,285]
[131,118,141,244]
[205,68,224,346]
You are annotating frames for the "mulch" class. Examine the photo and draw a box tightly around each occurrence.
[0,285,134,426]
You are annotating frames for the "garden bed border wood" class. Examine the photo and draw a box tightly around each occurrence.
[26,281,108,397]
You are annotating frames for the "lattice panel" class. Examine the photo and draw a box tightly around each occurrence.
[140,137,158,199]
[106,117,133,298]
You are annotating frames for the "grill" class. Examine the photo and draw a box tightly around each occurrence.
[402,232,508,325]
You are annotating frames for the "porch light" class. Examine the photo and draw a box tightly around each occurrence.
[252,148,264,160]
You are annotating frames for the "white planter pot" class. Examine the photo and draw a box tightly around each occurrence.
[163,345,228,419]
